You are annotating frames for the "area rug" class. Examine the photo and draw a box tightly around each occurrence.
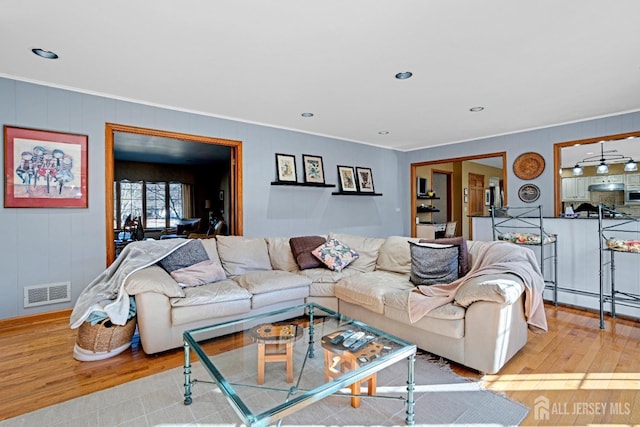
[0,351,528,426]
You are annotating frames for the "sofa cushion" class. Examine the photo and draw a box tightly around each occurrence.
[266,237,300,272]
[170,279,252,307]
[328,233,385,273]
[289,236,327,269]
[216,236,272,276]
[335,271,413,314]
[409,242,460,286]
[454,273,524,307]
[170,259,227,287]
[376,236,421,275]
[312,238,359,272]
[125,265,185,298]
[384,290,465,320]
[419,236,470,276]
[158,240,209,273]
[234,270,312,294]
[200,238,223,265]
[299,267,360,284]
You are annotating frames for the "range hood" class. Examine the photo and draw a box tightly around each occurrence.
[588,183,624,192]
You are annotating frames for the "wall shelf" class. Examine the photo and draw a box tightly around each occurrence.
[417,196,440,200]
[332,191,383,196]
[271,181,336,188]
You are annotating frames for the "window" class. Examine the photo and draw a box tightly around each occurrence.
[114,180,183,230]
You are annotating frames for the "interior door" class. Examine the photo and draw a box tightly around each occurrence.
[468,172,485,216]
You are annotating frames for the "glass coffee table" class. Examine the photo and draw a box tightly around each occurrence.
[183,302,417,426]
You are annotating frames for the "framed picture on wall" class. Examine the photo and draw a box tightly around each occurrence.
[337,165,357,192]
[484,189,491,206]
[355,166,375,192]
[275,153,297,182]
[4,125,88,208]
[302,154,325,184]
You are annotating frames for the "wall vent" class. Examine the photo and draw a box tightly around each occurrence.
[24,282,71,308]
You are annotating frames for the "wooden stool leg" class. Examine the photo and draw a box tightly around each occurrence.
[350,381,361,408]
[285,342,293,383]
[368,373,377,397]
[257,343,266,385]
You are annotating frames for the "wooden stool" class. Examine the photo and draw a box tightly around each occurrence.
[323,349,377,408]
[257,341,294,385]
[250,324,302,385]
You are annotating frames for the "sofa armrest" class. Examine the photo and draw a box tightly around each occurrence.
[454,273,524,307]
[134,292,175,354]
[463,297,528,374]
[124,265,185,298]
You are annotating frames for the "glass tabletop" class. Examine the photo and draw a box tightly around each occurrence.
[183,302,417,426]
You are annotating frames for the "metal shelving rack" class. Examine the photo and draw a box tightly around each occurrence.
[490,205,559,304]
[597,204,640,329]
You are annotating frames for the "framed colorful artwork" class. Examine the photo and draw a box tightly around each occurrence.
[337,165,357,192]
[275,153,297,182]
[4,126,88,208]
[355,167,375,192]
[302,154,325,184]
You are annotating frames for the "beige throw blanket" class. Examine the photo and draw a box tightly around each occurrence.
[69,239,189,329]
[408,240,548,332]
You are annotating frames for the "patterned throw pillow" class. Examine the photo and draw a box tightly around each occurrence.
[311,239,359,272]
[409,241,459,286]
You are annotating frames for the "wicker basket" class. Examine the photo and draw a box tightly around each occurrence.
[76,317,137,353]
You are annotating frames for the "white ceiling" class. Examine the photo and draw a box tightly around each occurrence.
[2,1,640,153]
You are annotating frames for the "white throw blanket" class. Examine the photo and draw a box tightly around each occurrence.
[69,239,189,329]
[408,240,548,332]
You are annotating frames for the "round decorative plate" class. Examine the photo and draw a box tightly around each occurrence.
[518,184,541,203]
[513,152,545,180]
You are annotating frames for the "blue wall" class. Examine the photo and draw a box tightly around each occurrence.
[0,77,404,319]
[1,76,639,320]
[401,112,640,220]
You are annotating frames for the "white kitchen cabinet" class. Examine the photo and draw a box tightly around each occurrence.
[591,174,624,184]
[625,173,640,186]
[562,177,590,201]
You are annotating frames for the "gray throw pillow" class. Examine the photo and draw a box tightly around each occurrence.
[409,241,459,286]
[158,240,209,273]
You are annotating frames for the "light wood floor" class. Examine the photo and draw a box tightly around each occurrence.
[1,303,638,425]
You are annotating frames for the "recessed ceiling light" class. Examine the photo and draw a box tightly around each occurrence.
[32,48,58,59]
[378,131,389,135]
[395,71,413,80]
[469,106,484,112]
[301,112,314,117]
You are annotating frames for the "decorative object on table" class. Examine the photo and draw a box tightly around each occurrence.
[355,166,375,192]
[4,125,88,208]
[518,183,541,202]
[275,153,297,182]
[337,165,357,192]
[302,154,325,184]
[513,151,545,180]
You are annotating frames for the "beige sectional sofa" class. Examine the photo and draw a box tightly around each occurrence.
[124,233,534,374]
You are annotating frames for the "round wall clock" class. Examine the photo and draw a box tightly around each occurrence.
[513,152,545,180]
[518,184,541,203]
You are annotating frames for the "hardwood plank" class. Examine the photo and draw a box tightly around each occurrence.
[0,303,639,424]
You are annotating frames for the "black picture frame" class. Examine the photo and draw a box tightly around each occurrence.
[302,154,325,184]
[355,167,375,193]
[337,165,357,192]
[275,153,297,182]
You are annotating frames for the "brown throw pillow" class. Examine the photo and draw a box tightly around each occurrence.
[419,236,469,276]
[289,236,327,269]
